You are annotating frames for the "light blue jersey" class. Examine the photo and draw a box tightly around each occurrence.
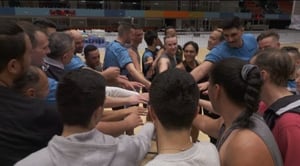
[64,55,86,71]
[46,77,58,103]
[205,34,258,63]
[103,40,132,76]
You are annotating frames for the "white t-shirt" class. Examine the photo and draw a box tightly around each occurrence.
[145,142,220,166]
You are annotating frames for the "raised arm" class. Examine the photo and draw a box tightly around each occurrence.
[190,61,214,82]
[192,114,223,139]
[157,57,170,73]
[96,112,144,137]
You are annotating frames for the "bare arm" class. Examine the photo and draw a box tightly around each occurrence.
[101,67,120,82]
[222,130,275,166]
[101,106,147,121]
[104,95,147,108]
[128,48,141,72]
[96,113,143,137]
[192,114,223,139]
[190,61,214,82]
[199,99,216,113]
[158,57,170,73]
[126,63,151,89]
[152,48,164,68]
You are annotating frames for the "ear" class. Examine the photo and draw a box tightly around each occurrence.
[61,53,69,64]
[24,88,36,98]
[7,59,21,75]
[260,70,269,81]
[211,83,221,100]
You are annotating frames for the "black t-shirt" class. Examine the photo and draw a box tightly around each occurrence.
[0,86,63,166]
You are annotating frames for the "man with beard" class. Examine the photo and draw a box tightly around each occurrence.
[0,21,62,165]
[191,16,257,82]
[103,23,151,89]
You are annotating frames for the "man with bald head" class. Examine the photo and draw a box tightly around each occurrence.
[64,30,86,71]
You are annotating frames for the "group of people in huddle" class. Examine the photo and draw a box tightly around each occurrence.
[0,16,299,166]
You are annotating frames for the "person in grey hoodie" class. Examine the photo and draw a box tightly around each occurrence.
[15,68,155,166]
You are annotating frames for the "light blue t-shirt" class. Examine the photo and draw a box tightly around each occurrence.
[288,80,297,93]
[103,40,132,76]
[205,34,258,63]
[64,55,86,71]
[47,77,58,103]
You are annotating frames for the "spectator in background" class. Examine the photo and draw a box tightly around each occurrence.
[33,18,57,36]
[16,69,154,166]
[0,21,62,165]
[142,30,160,80]
[84,44,102,71]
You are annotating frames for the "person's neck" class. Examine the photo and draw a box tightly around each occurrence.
[147,45,157,52]
[218,102,244,129]
[0,73,13,88]
[156,127,193,154]
[185,60,197,68]
[166,51,175,57]
[261,83,293,107]
[62,125,91,137]
[116,37,125,45]
[237,38,243,48]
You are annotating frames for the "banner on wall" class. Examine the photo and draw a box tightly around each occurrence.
[289,0,300,30]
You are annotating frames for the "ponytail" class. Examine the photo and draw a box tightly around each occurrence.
[234,64,262,128]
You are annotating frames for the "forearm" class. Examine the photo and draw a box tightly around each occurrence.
[96,120,130,137]
[130,69,151,88]
[190,61,213,82]
[190,65,205,81]
[101,70,111,80]
[106,86,138,97]
[101,109,130,121]
[104,96,132,108]
[193,114,222,139]
[199,99,216,113]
